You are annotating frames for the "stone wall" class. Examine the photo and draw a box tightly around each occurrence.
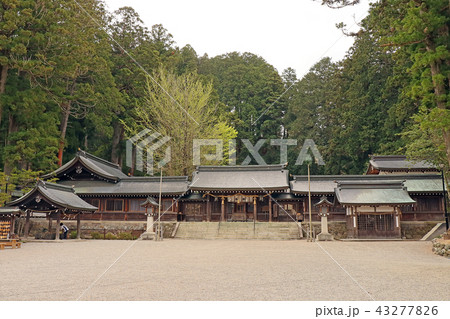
[23,219,438,240]
[27,218,177,239]
[328,222,348,239]
[302,221,347,239]
[400,222,438,239]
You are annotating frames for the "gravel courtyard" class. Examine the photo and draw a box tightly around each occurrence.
[0,240,448,301]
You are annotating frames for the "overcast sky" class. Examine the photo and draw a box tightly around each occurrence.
[102,0,370,78]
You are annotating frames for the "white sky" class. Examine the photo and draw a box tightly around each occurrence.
[103,0,370,78]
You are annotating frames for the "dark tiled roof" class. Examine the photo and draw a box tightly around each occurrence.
[8,181,97,211]
[367,155,436,174]
[190,165,289,191]
[314,196,333,206]
[290,174,444,195]
[335,180,416,206]
[59,176,189,196]
[141,197,159,207]
[0,206,21,216]
[42,150,127,181]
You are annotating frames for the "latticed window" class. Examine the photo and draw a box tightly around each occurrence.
[358,214,394,231]
[128,199,146,212]
[105,199,123,211]
[162,199,173,212]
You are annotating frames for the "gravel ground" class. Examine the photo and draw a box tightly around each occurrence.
[0,239,448,301]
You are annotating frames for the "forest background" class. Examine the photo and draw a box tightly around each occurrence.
[0,0,448,197]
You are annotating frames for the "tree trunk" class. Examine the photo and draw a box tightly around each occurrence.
[4,113,18,174]
[0,65,8,127]
[111,121,123,164]
[425,37,450,170]
[58,102,71,166]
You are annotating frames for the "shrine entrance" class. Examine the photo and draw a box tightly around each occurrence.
[357,213,398,238]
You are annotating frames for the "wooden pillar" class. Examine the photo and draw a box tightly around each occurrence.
[76,213,81,239]
[221,197,225,222]
[395,207,401,238]
[253,197,257,222]
[269,196,272,222]
[55,211,61,241]
[24,211,31,239]
[10,215,15,235]
[48,213,52,233]
[206,196,211,222]
[353,207,358,238]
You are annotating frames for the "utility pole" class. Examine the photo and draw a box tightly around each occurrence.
[157,167,163,241]
[308,163,313,242]
[440,165,449,230]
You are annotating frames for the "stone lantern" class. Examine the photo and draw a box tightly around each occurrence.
[314,195,334,241]
[140,197,159,240]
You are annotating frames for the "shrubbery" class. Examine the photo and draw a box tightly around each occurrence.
[90,232,102,239]
[69,231,78,239]
[89,231,137,240]
[105,232,117,240]
[117,232,136,240]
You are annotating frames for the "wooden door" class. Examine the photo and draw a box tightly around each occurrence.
[357,214,398,238]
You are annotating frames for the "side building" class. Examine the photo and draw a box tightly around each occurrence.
[42,150,189,222]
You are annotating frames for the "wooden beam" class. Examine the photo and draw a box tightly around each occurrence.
[10,215,15,235]
[253,197,257,222]
[269,196,272,222]
[55,211,61,241]
[206,195,211,222]
[24,211,30,239]
[48,213,52,234]
[76,213,81,239]
[221,197,225,222]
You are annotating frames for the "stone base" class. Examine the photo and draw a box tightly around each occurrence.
[141,232,156,240]
[316,232,334,241]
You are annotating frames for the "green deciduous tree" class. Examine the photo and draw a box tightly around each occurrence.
[126,68,237,176]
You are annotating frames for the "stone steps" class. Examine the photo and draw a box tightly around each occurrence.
[174,222,301,240]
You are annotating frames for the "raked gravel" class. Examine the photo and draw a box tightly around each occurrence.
[0,239,448,301]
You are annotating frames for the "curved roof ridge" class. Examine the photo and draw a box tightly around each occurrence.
[78,150,121,170]
[8,181,97,211]
[196,164,287,172]
[38,180,75,192]
[123,176,189,182]
[370,155,407,160]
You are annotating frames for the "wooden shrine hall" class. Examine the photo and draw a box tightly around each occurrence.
[8,180,97,240]
[26,150,447,240]
[186,164,298,222]
[334,180,416,238]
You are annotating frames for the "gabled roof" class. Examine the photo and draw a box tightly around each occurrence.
[314,196,333,207]
[290,174,444,195]
[141,197,159,207]
[190,165,289,191]
[42,150,128,181]
[335,180,416,206]
[59,176,189,196]
[366,155,437,174]
[8,181,97,212]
